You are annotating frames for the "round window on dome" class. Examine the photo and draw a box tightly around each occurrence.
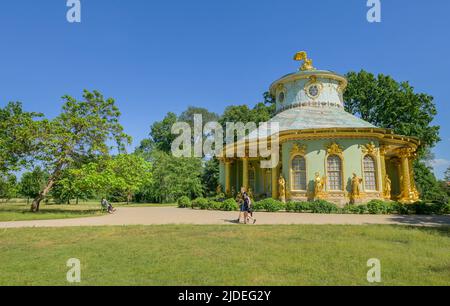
[306,82,322,99]
[278,92,285,104]
[309,85,319,97]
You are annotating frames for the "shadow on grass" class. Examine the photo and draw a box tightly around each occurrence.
[386,215,450,228]
[0,208,102,215]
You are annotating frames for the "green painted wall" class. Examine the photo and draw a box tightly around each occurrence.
[219,138,383,198]
[282,138,381,194]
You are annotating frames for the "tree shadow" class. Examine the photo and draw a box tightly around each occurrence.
[0,208,102,215]
[381,215,450,236]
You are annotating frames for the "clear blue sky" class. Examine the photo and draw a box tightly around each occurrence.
[0,0,449,178]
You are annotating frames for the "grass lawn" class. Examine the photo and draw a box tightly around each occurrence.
[0,201,176,222]
[0,225,449,285]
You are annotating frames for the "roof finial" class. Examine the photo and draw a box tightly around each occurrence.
[293,51,315,71]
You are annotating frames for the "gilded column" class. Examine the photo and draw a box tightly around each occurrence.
[225,159,232,196]
[398,147,413,203]
[271,165,279,199]
[379,146,387,195]
[242,157,249,191]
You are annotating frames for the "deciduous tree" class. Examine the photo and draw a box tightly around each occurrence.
[30,90,131,212]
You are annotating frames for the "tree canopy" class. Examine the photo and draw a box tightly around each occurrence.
[28,90,131,211]
[0,102,41,174]
[344,70,440,155]
[344,70,444,202]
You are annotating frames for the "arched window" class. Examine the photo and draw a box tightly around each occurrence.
[292,156,307,191]
[363,155,377,191]
[327,155,343,191]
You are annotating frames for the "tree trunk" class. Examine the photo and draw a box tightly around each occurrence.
[76,197,79,205]
[31,178,56,212]
[127,193,132,205]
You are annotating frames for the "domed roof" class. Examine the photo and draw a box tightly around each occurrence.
[246,52,377,141]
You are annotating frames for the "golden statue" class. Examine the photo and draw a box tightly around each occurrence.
[294,51,315,71]
[350,173,363,201]
[384,175,392,199]
[278,175,286,202]
[247,187,254,200]
[216,184,223,195]
[314,172,326,199]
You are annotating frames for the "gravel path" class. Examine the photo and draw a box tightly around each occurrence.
[0,207,450,228]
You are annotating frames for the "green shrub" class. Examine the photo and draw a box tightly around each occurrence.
[392,202,411,215]
[209,200,222,210]
[341,204,367,214]
[192,197,208,209]
[221,198,239,211]
[310,200,339,214]
[177,196,191,208]
[367,200,394,215]
[433,201,450,215]
[253,198,285,212]
[295,201,312,212]
[409,201,450,215]
[285,201,295,212]
[285,201,312,213]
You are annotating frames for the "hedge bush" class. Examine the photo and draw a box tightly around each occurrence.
[253,198,285,212]
[177,196,191,208]
[184,195,449,216]
[286,201,311,213]
[192,197,208,209]
[309,200,339,214]
[221,198,239,211]
[208,200,223,211]
[366,200,394,215]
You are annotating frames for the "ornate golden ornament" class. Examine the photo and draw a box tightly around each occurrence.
[293,51,316,71]
[350,173,363,203]
[362,142,378,155]
[304,77,323,100]
[379,145,389,156]
[326,142,343,155]
[279,175,286,203]
[291,143,307,156]
[397,147,416,158]
[383,174,392,200]
[313,172,327,200]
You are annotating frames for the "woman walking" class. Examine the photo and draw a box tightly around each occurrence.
[243,192,256,224]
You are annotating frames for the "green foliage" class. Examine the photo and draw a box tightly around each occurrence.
[106,154,152,203]
[177,196,191,208]
[253,198,285,212]
[341,204,369,215]
[344,71,440,156]
[0,174,18,200]
[220,198,239,211]
[414,161,448,203]
[143,150,203,203]
[286,201,311,213]
[178,106,220,134]
[50,154,151,204]
[208,200,223,211]
[366,200,394,215]
[202,158,220,196]
[148,112,178,153]
[23,90,131,211]
[219,102,273,132]
[310,200,339,214]
[192,197,208,209]
[18,167,48,200]
[0,102,42,174]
